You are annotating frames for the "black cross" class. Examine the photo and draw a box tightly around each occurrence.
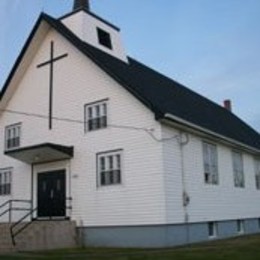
[37,41,68,129]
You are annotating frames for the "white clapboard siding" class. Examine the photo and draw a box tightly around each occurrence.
[0,28,167,226]
[162,124,260,224]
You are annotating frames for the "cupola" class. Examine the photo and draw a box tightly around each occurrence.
[60,0,128,62]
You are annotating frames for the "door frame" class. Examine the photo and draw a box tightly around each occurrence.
[32,161,72,220]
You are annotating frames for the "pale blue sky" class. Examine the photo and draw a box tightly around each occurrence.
[0,0,259,131]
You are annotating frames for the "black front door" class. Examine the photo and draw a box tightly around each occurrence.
[37,170,66,217]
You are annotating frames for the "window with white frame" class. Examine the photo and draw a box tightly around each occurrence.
[97,150,122,186]
[85,100,107,132]
[208,222,217,238]
[237,220,245,234]
[232,151,244,188]
[255,159,260,190]
[5,123,21,150]
[203,142,218,185]
[0,168,12,196]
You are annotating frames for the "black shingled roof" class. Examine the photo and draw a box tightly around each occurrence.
[1,13,260,151]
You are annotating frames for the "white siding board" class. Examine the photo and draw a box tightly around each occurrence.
[162,124,260,224]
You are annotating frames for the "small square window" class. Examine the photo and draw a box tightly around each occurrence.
[84,100,108,132]
[0,168,12,196]
[237,220,245,234]
[208,222,217,238]
[97,27,112,50]
[97,150,122,187]
[5,123,21,150]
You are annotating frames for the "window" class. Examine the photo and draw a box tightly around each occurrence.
[0,168,12,196]
[232,151,244,188]
[203,142,218,184]
[255,159,260,190]
[97,150,122,186]
[208,222,217,238]
[84,100,107,132]
[5,123,21,150]
[237,220,245,234]
[97,27,112,49]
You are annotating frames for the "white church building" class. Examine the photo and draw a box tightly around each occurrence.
[0,0,260,248]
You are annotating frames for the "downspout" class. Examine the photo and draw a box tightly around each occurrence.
[177,131,190,244]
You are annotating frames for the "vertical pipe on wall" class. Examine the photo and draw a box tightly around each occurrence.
[31,164,34,220]
[178,131,190,244]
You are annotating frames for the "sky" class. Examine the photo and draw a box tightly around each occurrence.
[0,0,259,132]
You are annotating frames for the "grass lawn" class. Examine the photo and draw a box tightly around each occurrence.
[1,234,260,260]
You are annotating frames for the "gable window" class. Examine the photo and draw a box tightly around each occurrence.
[97,150,122,187]
[237,220,245,234]
[84,100,108,132]
[97,27,112,50]
[255,159,260,190]
[203,142,218,185]
[0,168,12,196]
[208,222,217,238]
[232,151,244,188]
[5,123,21,150]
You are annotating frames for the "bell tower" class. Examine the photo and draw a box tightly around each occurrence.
[61,0,128,62]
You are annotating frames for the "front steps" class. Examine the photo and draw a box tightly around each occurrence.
[0,220,77,252]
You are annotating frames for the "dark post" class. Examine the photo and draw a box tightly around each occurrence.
[9,200,12,223]
[73,0,90,11]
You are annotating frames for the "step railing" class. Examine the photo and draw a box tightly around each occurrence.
[0,200,32,223]
[10,207,38,246]
[10,197,73,246]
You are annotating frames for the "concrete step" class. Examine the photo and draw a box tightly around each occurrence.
[0,223,15,252]
[0,220,78,252]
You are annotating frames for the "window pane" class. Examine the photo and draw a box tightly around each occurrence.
[101,172,106,185]
[100,157,106,171]
[108,156,113,169]
[102,103,107,116]
[116,154,121,170]
[88,107,93,119]
[95,105,100,117]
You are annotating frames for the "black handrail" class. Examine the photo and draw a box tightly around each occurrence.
[0,200,32,222]
[10,207,38,246]
[10,197,73,246]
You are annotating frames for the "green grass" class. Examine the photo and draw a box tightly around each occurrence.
[1,234,260,260]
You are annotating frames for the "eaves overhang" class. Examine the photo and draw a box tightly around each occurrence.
[4,143,74,164]
[163,113,260,155]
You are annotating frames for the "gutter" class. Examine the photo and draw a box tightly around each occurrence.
[163,113,260,155]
